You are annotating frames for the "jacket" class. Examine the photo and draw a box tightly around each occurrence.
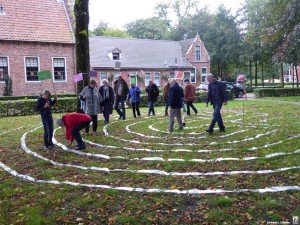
[79,86,102,115]
[35,96,57,116]
[206,81,227,105]
[99,85,114,114]
[62,113,91,142]
[114,79,129,99]
[169,83,184,109]
[184,83,196,102]
[145,83,159,102]
[127,86,141,103]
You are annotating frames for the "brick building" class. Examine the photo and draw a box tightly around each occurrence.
[0,0,76,96]
[90,34,210,88]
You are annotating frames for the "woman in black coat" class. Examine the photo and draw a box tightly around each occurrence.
[99,79,114,123]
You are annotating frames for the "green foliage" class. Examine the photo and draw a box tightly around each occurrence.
[3,75,12,96]
[254,88,300,98]
[0,97,77,117]
[0,94,76,101]
[91,21,130,38]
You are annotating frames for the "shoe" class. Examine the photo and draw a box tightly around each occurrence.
[147,114,150,116]
[219,129,225,132]
[48,144,54,150]
[118,116,122,120]
[44,146,51,150]
[195,111,198,115]
[183,123,186,127]
[165,112,168,116]
[93,131,97,135]
[75,146,86,150]
[168,129,173,133]
[205,129,214,134]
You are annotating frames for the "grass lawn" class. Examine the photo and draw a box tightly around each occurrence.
[261,96,300,102]
[0,99,299,224]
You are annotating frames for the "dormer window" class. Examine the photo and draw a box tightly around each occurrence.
[111,47,122,61]
[113,53,120,60]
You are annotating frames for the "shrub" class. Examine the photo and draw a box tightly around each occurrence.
[253,88,300,98]
[0,94,77,101]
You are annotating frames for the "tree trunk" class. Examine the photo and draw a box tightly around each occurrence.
[249,59,252,87]
[292,64,295,87]
[295,64,299,88]
[255,59,258,87]
[74,0,90,111]
[281,63,284,87]
[261,64,264,87]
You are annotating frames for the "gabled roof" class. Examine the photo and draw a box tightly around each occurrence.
[0,0,74,44]
[90,36,193,70]
[179,38,194,55]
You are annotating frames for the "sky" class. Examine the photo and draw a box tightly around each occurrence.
[89,0,245,30]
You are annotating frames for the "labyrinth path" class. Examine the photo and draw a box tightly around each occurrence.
[0,105,300,195]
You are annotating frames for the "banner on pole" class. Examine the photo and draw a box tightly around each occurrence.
[73,73,83,83]
[89,71,97,77]
[38,70,52,81]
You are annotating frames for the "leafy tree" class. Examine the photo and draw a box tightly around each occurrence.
[125,18,169,40]
[91,21,130,37]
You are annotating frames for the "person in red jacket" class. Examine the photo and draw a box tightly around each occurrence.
[184,79,198,115]
[56,113,91,150]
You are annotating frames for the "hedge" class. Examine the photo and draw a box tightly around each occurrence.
[0,91,234,117]
[253,88,300,98]
[0,94,77,101]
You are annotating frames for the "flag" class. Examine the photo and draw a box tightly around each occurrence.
[38,70,51,81]
[89,71,97,77]
[73,73,83,82]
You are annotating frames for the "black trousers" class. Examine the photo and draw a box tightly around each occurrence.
[131,102,140,117]
[186,101,197,115]
[85,114,97,133]
[72,122,90,147]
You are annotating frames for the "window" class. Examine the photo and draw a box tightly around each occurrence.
[113,72,120,82]
[53,58,66,81]
[113,53,120,60]
[100,72,108,82]
[25,57,39,81]
[201,67,207,83]
[154,72,160,86]
[0,57,8,82]
[170,72,175,79]
[184,72,190,81]
[190,68,196,83]
[145,72,151,86]
[195,46,201,61]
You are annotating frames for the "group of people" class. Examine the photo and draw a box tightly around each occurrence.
[36,73,227,151]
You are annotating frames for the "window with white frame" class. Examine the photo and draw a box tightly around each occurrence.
[190,68,196,83]
[195,46,201,61]
[0,57,9,82]
[129,73,137,85]
[170,71,175,79]
[184,71,191,81]
[53,58,66,81]
[25,57,39,81]
[145,72,151,86]
[201,67,207,83]
[154,72,160,86]
[100,72,108,82]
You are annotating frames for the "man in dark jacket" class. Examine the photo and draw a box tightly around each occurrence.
[205,73,228,133]
[145,80,159,116]
[114,75,129,120]
[168,79,184,132]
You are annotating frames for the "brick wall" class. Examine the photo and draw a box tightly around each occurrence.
[0,40,76,96]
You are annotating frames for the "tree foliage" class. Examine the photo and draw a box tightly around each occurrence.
[91,21,130,38]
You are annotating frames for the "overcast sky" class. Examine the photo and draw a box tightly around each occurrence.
[89,0,244,30]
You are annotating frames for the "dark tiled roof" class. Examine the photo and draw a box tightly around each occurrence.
[0,0,74,43]
[90,36,193,70]
[179,38,194,55]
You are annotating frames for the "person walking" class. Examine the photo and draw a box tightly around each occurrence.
[99,79,114,123]
[205,73,228,133]
[35,90,57,150]
[127,83,141,118]
[162,81,170,116]
[184,78,198,115]
[114,75,129,120]
[56,113,91,150]
[145,80,159,116]
[168,79,184,132]
[79,80,102,135]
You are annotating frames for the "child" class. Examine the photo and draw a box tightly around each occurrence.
[36,90,57,150]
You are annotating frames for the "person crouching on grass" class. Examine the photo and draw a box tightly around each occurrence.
[56,113,91,150]
[36,90,57,150]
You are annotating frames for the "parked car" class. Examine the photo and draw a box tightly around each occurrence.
[222,81,244,98]
[196,83,209,91]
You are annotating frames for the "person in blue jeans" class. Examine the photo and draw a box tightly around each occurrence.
[145,80,159,116]
[127,83,141,118]
[205,73,227,133]
[35,90,57,150]
[114,76,129,120]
